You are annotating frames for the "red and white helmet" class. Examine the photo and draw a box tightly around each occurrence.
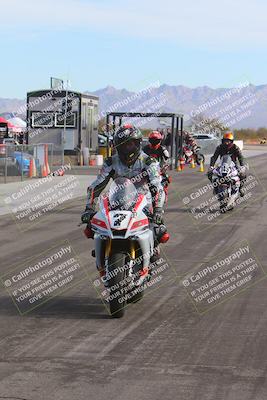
[148,131,162,149]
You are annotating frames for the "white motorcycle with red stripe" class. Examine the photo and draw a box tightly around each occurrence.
[87,177,168,318]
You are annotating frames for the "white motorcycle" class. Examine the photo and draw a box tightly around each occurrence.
[86,177,169,318]
[212,155,241,213]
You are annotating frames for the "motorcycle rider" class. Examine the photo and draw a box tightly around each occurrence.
[183,130,198,153]
[143,130,171,198]
[81,124,166,259]
[143,131,170,171]
[182,130,201,164]
[208,132,246,196]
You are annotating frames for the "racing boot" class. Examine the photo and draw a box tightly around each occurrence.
[150,224,170,264]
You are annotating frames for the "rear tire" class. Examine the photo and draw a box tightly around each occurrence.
[108,252,127,318]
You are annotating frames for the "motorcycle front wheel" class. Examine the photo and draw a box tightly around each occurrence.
[217,186,228,213]
[108,252,127,318]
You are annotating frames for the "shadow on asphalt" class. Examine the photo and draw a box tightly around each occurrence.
[0,296,110,319]
[56,208,83,215]
[167,206,221,214]
[166,208,190,213]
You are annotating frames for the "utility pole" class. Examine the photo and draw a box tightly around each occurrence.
[62,80,69,166]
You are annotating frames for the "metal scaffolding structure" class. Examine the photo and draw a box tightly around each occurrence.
[105,112,184,170]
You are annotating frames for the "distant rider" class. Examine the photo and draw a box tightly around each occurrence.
[143,131,171,198]
[143,131,170,172]
[183,130,198,153]
[208,132,246,196]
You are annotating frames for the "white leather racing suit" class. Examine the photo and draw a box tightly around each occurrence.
[86,151,165,211]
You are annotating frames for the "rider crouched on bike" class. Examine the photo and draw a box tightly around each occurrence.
[143,131,171,193]
[208,132,246,197]
[81,124,167,261]
[183,130,198,153]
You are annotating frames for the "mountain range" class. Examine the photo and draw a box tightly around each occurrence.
[1,83,267,128]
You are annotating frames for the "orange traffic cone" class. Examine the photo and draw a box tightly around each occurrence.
[46,162,51,175]
[199,160,204,172]
[190,158,196,168]
[28,159,33,178]
[41,164,48,177]
[44,144,51,174]
[180,158,185,171]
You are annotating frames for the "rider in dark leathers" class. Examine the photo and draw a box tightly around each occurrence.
[208,132,246,196]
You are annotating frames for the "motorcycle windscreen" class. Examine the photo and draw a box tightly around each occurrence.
[219,155,235,177]
[109,177,138,211]
[221,155,232,165]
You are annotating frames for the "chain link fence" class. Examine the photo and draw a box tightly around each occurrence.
[0,144,53,184]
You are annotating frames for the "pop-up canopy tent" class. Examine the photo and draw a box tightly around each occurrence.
[0,117,25,137]
[0,117,15,129]
[0,117,12,139]
[7,117,26,129]
[105,112,184,170]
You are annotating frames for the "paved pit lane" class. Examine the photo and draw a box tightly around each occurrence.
[0,152,266,400]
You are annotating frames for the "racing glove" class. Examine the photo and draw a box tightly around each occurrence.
[207,166,214,182]
[81,207,95,224]
[238,165,247,178]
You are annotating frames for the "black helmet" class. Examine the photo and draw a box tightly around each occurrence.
[114,124,142,165]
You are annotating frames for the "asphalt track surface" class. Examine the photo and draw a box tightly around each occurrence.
[0,151,266,400]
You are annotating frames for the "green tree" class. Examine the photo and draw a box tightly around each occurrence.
[190,114,228,137]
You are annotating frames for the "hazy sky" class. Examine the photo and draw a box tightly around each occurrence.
[1,0,266,98]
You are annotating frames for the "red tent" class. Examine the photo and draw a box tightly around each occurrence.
[0,117,15,128]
